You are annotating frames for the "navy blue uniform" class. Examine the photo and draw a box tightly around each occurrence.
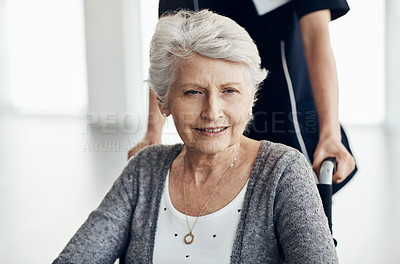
[159,0,356,193]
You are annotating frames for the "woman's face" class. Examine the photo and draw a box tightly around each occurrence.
[164,54,253,155]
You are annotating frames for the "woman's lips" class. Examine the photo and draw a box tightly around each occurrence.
[194,126,229,137]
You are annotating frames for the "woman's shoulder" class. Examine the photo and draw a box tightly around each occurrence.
[258,140,314,181]
[258,140,305,164]
[254,140,312,181]
[120,143,184,188]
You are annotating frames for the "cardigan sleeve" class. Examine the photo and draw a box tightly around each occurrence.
[52,164,139,264]
[273,153,338,263]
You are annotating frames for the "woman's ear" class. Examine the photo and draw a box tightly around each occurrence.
[157,100,170,117]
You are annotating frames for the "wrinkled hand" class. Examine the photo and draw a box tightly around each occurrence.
[127,135,161,160]
[312,137,355,183]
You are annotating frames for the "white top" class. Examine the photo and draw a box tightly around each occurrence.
[153,171,248,264]
[252,0,292,16]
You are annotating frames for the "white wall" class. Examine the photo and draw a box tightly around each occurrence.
[83,0,151,134]
[1,0,87,115]
[123,0,146,117]
[0,0,10,108]
[330,0,385,125]
[386,0,400,130]
[84,0,126,114]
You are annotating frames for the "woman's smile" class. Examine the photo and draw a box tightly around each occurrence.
[194,126,230,137]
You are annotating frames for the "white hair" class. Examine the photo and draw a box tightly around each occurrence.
[147,9,268,108]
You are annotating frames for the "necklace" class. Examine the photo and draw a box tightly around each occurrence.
[182,142,240,245]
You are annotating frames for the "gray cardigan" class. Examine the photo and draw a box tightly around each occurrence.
[53,141,338,263]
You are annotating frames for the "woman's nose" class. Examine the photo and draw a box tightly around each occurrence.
[201,93,223,121]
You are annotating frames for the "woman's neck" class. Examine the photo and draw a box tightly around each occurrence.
[182,141,240,186]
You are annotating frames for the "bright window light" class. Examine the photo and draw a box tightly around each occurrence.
[140,0,158,82]
[6,0,87,115]
[330,0,385,125]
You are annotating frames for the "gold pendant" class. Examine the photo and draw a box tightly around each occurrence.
[184,232,194,244]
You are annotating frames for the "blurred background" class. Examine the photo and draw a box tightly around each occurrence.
[0,0,399,263]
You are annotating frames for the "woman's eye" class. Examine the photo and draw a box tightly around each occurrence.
[224,89,236,94]
[185,90,200,95]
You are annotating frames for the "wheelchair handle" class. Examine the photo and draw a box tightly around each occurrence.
[317,157,337,244]
[319,157,336,185]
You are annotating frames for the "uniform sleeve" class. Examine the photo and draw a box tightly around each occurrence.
[295,0,350,21]
[274,153,338,263]
[52,165,138,264]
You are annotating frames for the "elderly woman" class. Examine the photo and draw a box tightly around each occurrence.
[53,10,338,263]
